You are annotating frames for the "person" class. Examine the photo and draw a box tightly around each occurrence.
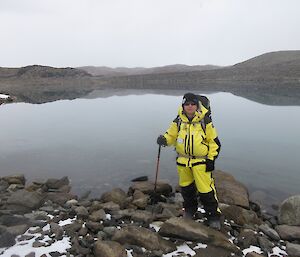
[157,92,222,230]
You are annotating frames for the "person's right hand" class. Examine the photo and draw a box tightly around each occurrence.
[157,135,167,146]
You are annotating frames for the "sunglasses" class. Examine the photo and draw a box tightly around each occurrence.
[183,102,197,106]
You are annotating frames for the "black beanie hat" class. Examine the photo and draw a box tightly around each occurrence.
[182,93,199,107]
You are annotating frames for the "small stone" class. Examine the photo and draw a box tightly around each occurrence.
[90,209,107,222]
[32,241,47,247]
[75,206,89,219]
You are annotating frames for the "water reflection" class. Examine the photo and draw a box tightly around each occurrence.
[0,91,299,211]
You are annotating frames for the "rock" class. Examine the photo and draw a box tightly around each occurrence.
[45,192,77,206]
[0,179,9,192]
[131,176,148,182]
[159,217,240,253]
[101,188,128,208]
[0,214,30,226]
[221,205,262,226]
[245,252,266,257]
[99,201,120,212]
[64,220,83,236]
[275,225,300,240]
[24,211,49,221]
[50,222,64,240]
[258,224,280,241]
[286,242,300,257]
[132,190,149,209]
[7,189,45,211]
[32,241,47,247]
[129,181,173,196]
[0,225,16,247]
[278,195,300,225]
[112,225,176,253]
[65,199,78,207]
[85,221,104,233]
[257,236,274,255]
[157,202,182,218]
[7,224,30,236]
[94,240,127,257]
[75,206,89,219]
[8,184,25,192]
[2,174,26,185]
[237,229,258,249]
[103,226,118,238]
[131,210,153,224]
[89,209,107,222]
[195,244,235,257]
[214,170,249,208]
[45,176,69,190]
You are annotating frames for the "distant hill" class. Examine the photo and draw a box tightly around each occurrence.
[78,64,221,77]
[234,50,300,68]
[0,65,90,78]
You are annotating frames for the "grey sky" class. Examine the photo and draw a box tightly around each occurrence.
[1,0,299,68]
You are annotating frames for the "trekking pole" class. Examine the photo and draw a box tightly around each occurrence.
[154,145,162,193]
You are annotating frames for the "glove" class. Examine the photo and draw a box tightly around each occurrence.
[157,135,167,146]
[206,159,215,172]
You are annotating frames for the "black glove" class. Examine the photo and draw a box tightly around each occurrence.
[157,135,167,146]
[206,159,215,172]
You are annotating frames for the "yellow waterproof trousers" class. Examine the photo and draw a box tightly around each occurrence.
[177,163,221,217]
[177,163,217,194]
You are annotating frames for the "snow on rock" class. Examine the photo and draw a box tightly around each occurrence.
[0,94,10,99]
[163,243,196,257]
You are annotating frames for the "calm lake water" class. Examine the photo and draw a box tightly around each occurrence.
[1,90,299,210]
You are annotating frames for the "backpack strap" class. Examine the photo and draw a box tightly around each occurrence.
[173,115,182,132]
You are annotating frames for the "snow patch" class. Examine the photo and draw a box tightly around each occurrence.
[163,243,196,257]
[242,245,263,255]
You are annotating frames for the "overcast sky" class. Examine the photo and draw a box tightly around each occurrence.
[1,0,299,68]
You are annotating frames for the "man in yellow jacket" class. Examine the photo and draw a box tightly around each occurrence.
[157,92,221,229]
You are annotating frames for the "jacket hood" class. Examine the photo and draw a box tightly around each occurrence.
[178,102,208,122]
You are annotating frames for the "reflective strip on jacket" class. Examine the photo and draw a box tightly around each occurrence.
[163,104,221,167]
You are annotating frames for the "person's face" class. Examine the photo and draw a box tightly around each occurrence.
[183,102,198,116]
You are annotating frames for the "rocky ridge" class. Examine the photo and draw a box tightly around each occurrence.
[0,171,300,257]
[0,50,300,105]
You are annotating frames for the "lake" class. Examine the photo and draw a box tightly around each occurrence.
[0,90,299,211]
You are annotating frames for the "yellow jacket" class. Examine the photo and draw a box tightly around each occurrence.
[164,104,221,167]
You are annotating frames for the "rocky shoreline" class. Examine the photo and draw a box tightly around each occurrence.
[0,171,300,257]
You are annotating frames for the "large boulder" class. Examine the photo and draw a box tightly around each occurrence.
[94,241,127,257]
[128,181,172,196]
[45,176,70,190]
[286,242,300,257]
[275,225,300,241]
[159,217,240,253]
[2,174,26,185]
[45,192,77,205]
[101,188,128,208]
[6,189,44,212]
[278,195,300,225]
[112,225,176,253]
[221,205,262,226]
[214,170,249,208]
